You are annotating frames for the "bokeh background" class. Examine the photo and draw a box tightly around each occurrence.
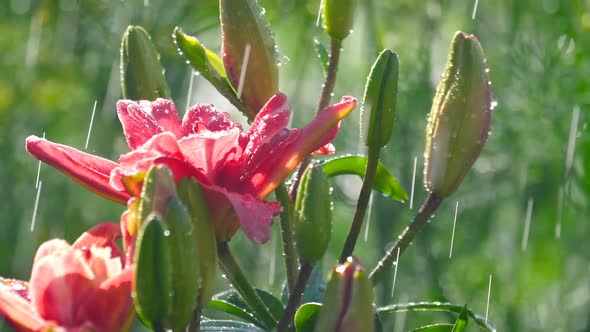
[1,0,589,331]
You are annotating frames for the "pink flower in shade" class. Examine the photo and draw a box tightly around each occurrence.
[26,93,356,243]
[0,223,134,332]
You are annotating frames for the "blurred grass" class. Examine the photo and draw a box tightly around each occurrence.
[1,0,590,331]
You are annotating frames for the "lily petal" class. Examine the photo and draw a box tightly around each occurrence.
[252,96,357,197]
[181,103,242,136]
[73,223,123,261]
[26,136,130,204]
[117,99,182,149]
[0,289,50,332]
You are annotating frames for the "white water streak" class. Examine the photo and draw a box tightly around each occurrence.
[555,186,564,239]
[236,44,251,98]
[35,132,45,189]
[472,0,480,20]
[85,100,97,150]
[449,201,459,258]
[410,156,417,209]
[364,194,374,242]
[521,198,534,251]
[565,105,580,173]
[31,181,43,232]
[186,69,196,113]
[485,274,492,321]
[390,247,401,298]
[25,14,42,68]
[268,234,276,285]
[316,0,324,27]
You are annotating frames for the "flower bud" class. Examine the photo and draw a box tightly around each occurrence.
[177,178,217,306]
[424,31,492,197]
[294,164,332,263]
[133,165,202,330]
[220,0,279,118]
[323,0,355,41]
[120,25,170,100]
[360,49,399,149]
[314,257,375,332]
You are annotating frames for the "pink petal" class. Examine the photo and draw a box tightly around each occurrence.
[181,103,242,136]
[72,223,123,261]
[25,136,130,204]
[0,289,50,332]
[30,249,96,326]
[251,96,357,198]
[117,99,182,149]
[0,278,30,302]
[178,130,241,181]
[312,143,336,155]
[198,184,280,243]
[33,239,71,264]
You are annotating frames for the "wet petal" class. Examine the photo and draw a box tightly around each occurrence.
[73,223,123,261]
[26,136,130,204]
[117,99,182,149]
[251,96,357,197]
[0,289,49,332]
[0,278,30,302]
[181,103,242,136]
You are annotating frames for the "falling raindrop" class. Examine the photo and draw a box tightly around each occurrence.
[363,194,374,242]
[237,44,252,98]
[521,197,534,251]
[410,156,418,209]
[85,100,97,150]
[31,181,43,232]
[449,201,459,259]
[485,274,492,321]
[185,69,196,113]
[390,247,401,298]
[316,0,324,27]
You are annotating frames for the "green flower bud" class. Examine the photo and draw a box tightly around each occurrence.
[133,216,172,331]
[314,257,375,332]
[323,0,355,41]
[295,164,332,263]
[220,0,279,118]
[133,165,202,330]
[120,25,170,100]
[424,31,492,197]
[360,49,399,149]
[177,178,218,306]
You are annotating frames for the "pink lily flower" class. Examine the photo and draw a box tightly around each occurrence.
[0,223,134,332]
[26,93,356,243]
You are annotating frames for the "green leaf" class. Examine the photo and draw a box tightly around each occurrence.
[451,305,469,332]
[200,319,266,332]
[314,39,329,75]
[294,303,321,332]
[209,289,284,328]
[411,324,454,332]
[321,156,408,202]
[377,302,495,332]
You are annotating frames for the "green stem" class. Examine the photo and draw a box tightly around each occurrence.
[369,193,443,284]
[290,37,343,199]
[275,262,314,332]
[339,146,380,263]
[187,303,202,332]
[275,183,298,293]
[217,242,278,329]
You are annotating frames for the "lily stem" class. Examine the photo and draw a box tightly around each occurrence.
[369,193,443,284]
[217,242,278,330]
[339,146,380,262]
[275,262,314,332]
[275,183,298,293]
[290,37,343,200]
[187,303,202,332]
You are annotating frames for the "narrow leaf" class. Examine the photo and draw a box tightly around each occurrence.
[451,305,469,332]
[321,156,408,202]
[411,324,454,332]
[200,319,266,332]
[314,39,329,75]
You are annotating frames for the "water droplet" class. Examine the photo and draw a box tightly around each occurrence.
[163,230,170,236]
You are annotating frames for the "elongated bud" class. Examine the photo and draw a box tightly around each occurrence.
[361,49,399,149]
[323,0,355,41]
[120,25,170,100]
[424,31,492,197]
[220,0,279,118]
[295,164,332,263]
[177,178,218,306]
[133,216,172,331]
[133,165,201,330]
[314,257,375,332]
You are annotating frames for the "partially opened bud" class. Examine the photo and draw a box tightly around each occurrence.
[323,0,355,41]
[424,31,492,197]
[295,164,332,264]
[120,25,170,100]
[220,0,279,118]
[361,49,399,149]
[314,257,375,332]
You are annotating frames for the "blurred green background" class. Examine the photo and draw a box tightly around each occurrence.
[1,0,589,331]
